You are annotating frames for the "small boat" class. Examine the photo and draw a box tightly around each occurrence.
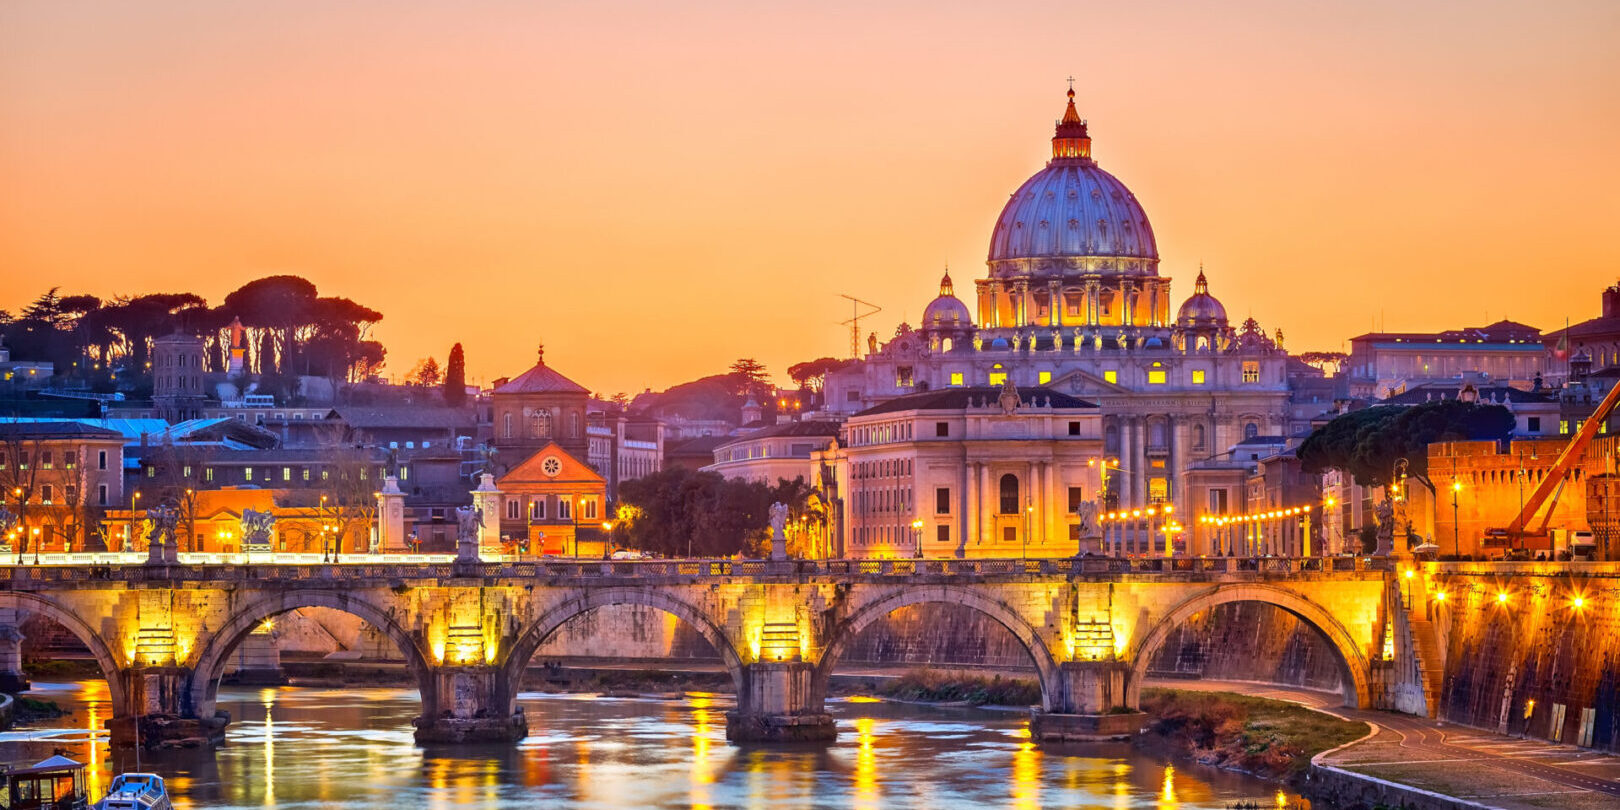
[94,773,172,810]
[5,753,90,809]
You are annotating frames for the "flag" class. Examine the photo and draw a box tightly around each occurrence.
[1554,331,1569,360]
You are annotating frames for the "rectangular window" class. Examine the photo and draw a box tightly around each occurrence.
[936,525,950,545]
[183,465,192,478]
[282,467,292,481]
[935,422,949,437]
[1147,370,1167,384]
[1559,420,1570,435]
[1038,371,1052,385]
[936,487,951,514]
[1068,486,1084,512]
[40,450,53,470]
[42,484,53,503]
[302,468,311,481]
[98,484,108,506]
[508,499,520,520]
[64,450,77,469]
[1103,370,1118,384]
[1068,421,1081,436]
[531,500,546,520]
[98,450,108,470]
[1242,361,1260,383]
[1191,369,1206,385]
[949,372,964,386]
[400,466,410,480]
[1149,478,1169,502]
[1527,416,1541,432]
[244,467,254,481]
[988,372,1007,386]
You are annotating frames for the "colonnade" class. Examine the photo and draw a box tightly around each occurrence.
[975,277,1172,330]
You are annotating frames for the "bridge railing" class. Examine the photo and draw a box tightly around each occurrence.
[0,554,1392,582]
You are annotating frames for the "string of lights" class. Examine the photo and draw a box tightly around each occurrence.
[1097,504,1173,522]
[1196,504,1312,525]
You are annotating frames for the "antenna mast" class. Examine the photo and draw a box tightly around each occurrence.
[840,295,882,358]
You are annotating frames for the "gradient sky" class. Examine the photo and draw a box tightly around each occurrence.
[3,1,1617,395]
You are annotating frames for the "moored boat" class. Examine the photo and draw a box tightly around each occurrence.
[93,773,171,810]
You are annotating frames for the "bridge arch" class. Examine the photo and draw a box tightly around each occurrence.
[187,589,436,721]
[1126,584,1372,709]
[502,587,746,714]
[812,586,1063,711]
[0,592,129,717]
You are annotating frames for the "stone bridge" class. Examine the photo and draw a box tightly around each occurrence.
[0,556,1404,745]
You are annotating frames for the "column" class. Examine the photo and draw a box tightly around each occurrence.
[1045,460,1060,551]
[961,462,975,558]
[1048,281,1061,327]
[376,476,407,552]
[980,463,993,547]
[472,473,503,557]
[1121,281,1135,326]
[1085,280,1100,325]
[1021,282,1035,328]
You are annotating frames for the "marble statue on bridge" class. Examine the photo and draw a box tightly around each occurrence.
[239,509,274,553]
[768,502,789,561]
[455,506,483,563]
[145,504,179,565]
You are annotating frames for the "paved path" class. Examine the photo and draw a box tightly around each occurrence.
[1146,679,1620,809]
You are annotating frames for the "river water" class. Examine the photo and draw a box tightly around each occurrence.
[1,680,1308,809]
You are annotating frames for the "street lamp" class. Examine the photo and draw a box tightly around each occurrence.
[1023,499,1033,559]
[1450,479,1463,558]
[31,527,40,565]
[601,520,614,560]
[911,517,924,559]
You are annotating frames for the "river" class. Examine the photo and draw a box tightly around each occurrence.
[1,680,1309,808]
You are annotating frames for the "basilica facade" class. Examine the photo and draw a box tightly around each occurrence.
[825,89,1292,523]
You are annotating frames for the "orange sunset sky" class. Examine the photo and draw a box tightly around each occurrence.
[3,1,1617,395]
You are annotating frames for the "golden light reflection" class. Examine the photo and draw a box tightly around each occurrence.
[1159,764,1176,806]
[82,679,108,802]
[844,695,882,704]
[1011,720,1041,810]
[1275,788,1289,807]
[261,688,276,807]
[853,716,879,810]
[691,694,714,810]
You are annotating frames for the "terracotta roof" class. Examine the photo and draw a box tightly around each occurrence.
[493,361,590,395]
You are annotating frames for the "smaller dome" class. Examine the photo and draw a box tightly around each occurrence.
[1176,269,1228,326]
[923,270,973,329]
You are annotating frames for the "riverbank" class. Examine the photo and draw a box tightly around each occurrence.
[1137,687,1368,783]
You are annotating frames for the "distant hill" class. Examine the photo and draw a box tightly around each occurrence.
[630,373,746,423]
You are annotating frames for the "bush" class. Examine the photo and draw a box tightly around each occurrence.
[875,670,1041,706]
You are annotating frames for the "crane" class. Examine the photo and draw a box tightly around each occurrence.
[839,295,882,359]
[1485,379,1620,549]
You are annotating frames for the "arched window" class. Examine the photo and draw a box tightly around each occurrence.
[941,337,954,352]
[1196,336,1209,351]
[530,409,552,439]
[1244,421,1259,440]
[999,473,1020,515]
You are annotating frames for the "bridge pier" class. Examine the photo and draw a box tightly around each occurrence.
[0,609,29,693]
[1030,661,1145,743]
[413,665,528,744]
[109,666,228,748]
[727,662,836,743]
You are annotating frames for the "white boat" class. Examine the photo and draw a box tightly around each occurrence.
[94,773,172,810]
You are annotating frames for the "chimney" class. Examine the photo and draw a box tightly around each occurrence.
[1605,282,1620,319]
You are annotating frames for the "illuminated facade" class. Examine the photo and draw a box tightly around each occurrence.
[495,441,607,557]
[821,385,1104,559]
[826,89,1291,526]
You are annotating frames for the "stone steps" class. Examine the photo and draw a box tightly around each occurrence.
[1406,613,1444,718]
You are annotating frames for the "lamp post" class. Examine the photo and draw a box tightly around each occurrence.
[1451,479,1462,557]
[31,527,40,565]
[1023,499,1033,559]
[911,517,924,559]
[601,520,614,560]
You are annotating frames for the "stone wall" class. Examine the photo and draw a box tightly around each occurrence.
[1433,563,1620,752]
[1143,601,1346,693]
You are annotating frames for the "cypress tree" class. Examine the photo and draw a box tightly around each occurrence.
[443,343,467,406]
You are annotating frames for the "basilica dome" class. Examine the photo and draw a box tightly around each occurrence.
[1176,269,1228,326]
[922,270,972,328]
[986,89,1158,269]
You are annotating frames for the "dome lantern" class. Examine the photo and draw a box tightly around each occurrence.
[1052,86,1092,162]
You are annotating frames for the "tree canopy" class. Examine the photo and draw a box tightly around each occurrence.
[1298,399,1516,490]
[442,343,467,406]
[616,468,813,557]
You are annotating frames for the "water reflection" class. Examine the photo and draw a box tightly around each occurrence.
[0,681,1309,809]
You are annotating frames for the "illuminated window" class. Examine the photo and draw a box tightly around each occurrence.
[1038,371,1052,385]
[989,372,1008,386]
[244,467,253,481]
[1191,370,1206,384]
[1560,420,1570,435]
[1149,478,1168,502]
[949,372,963,386]
[1104,370,1118,384]
[1242,361,1259,383]
[1147,370,1166,384]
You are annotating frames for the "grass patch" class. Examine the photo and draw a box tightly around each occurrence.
[13,696,67,723]
[875,670,1041,706]
[1139,688,1367,780]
